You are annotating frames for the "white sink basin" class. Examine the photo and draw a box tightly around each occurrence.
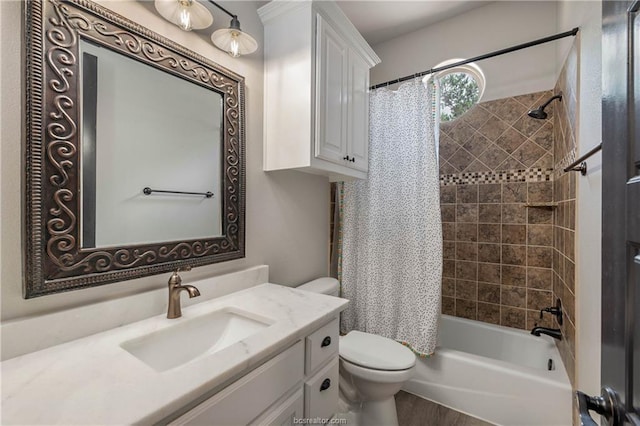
[121,308,274,372]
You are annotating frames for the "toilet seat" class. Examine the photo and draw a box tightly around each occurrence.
[340,357,416,384]
[339,331,416,371]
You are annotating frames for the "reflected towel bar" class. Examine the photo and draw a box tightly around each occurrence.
[143,187,214,198]
[563,142,603,175]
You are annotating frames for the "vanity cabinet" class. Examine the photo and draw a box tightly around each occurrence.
[169,318,340,425]
[259,1,380,181]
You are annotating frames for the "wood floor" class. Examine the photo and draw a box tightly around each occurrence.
[395,391,494,426]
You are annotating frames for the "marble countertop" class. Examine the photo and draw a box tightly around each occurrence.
[1,284,348,425]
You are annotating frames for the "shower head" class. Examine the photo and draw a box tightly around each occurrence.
[527,93,563,120]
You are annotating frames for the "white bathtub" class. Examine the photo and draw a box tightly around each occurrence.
[403,315,572,426]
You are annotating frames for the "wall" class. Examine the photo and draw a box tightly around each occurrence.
[552,38,578,388]
[370,1,558,102]
[0,0,329,322]
[557,0,603,412]
[439,91,556,329]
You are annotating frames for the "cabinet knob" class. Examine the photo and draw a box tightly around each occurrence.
[321,336,332,347]
[350,158,355,162]
[320,378,331,391]
[343,155,350,161]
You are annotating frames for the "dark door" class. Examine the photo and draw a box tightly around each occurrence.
[577,1,640,424]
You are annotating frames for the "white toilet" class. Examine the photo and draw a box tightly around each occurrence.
[297,278,416,426]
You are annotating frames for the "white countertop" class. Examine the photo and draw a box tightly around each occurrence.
[1,284,348,425]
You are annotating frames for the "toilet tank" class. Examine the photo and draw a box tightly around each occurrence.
[297,277,340,297]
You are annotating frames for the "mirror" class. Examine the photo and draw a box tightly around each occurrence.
[79,39,223,248]
[24,0,245,297]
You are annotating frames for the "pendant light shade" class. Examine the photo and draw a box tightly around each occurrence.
[211,17,258,58]
[154,0,213,32]
[153,0,258,58]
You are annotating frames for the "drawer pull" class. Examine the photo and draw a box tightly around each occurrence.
[321,336,332,347]
[320,378,331,392]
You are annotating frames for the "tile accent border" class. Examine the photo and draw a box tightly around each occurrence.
[552,151,577,180]
[440,167,553,186]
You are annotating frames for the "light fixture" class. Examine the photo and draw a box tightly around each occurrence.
[154,0,213,32]
[154,0,258,58]
[210,14,258,58]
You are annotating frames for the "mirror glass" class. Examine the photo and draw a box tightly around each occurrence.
[79,40,223,248]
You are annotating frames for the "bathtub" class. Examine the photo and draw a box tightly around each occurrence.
[403,315,572,426]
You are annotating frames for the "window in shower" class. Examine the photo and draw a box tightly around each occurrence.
[428,60,485,122]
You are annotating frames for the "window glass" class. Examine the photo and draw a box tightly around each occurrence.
[439,72,480,122]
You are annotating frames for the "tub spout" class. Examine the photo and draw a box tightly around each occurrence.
[531,326,562,340]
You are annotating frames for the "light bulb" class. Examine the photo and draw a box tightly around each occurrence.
[229,32,240,58]
[177,0,193,31]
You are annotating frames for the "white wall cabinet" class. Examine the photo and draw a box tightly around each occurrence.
[259,1,380,181]
[168,318,340,425]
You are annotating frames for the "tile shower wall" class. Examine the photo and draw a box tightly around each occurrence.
[553,40,579,387]
[440,91,557,330]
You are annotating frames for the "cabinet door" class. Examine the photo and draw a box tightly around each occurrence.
[252,388,304,426]
[347,50,369,172]
[169,342,304,426]
[315,14,348,165]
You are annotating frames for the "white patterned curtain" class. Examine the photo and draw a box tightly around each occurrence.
[340,79,442,356]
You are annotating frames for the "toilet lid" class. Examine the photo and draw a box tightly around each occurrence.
[340,331,416,371]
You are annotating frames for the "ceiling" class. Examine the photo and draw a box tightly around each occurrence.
[336,1,493,46]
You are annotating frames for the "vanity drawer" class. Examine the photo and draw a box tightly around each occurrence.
[304,357,339,420]
[305,318,339,374]
[170,341,304,426]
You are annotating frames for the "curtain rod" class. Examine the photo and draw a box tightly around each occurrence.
[370,27,579,91]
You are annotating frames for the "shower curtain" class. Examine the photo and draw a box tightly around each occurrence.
[340,79,442,356]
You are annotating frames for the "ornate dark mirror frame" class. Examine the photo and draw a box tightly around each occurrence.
[24,0,246,298]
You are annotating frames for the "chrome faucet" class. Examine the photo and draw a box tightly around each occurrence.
[167,266,200,319]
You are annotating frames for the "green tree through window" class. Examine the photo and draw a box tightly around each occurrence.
[439,72,480,122]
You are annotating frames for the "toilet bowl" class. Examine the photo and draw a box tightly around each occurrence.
[297,278,416,426]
